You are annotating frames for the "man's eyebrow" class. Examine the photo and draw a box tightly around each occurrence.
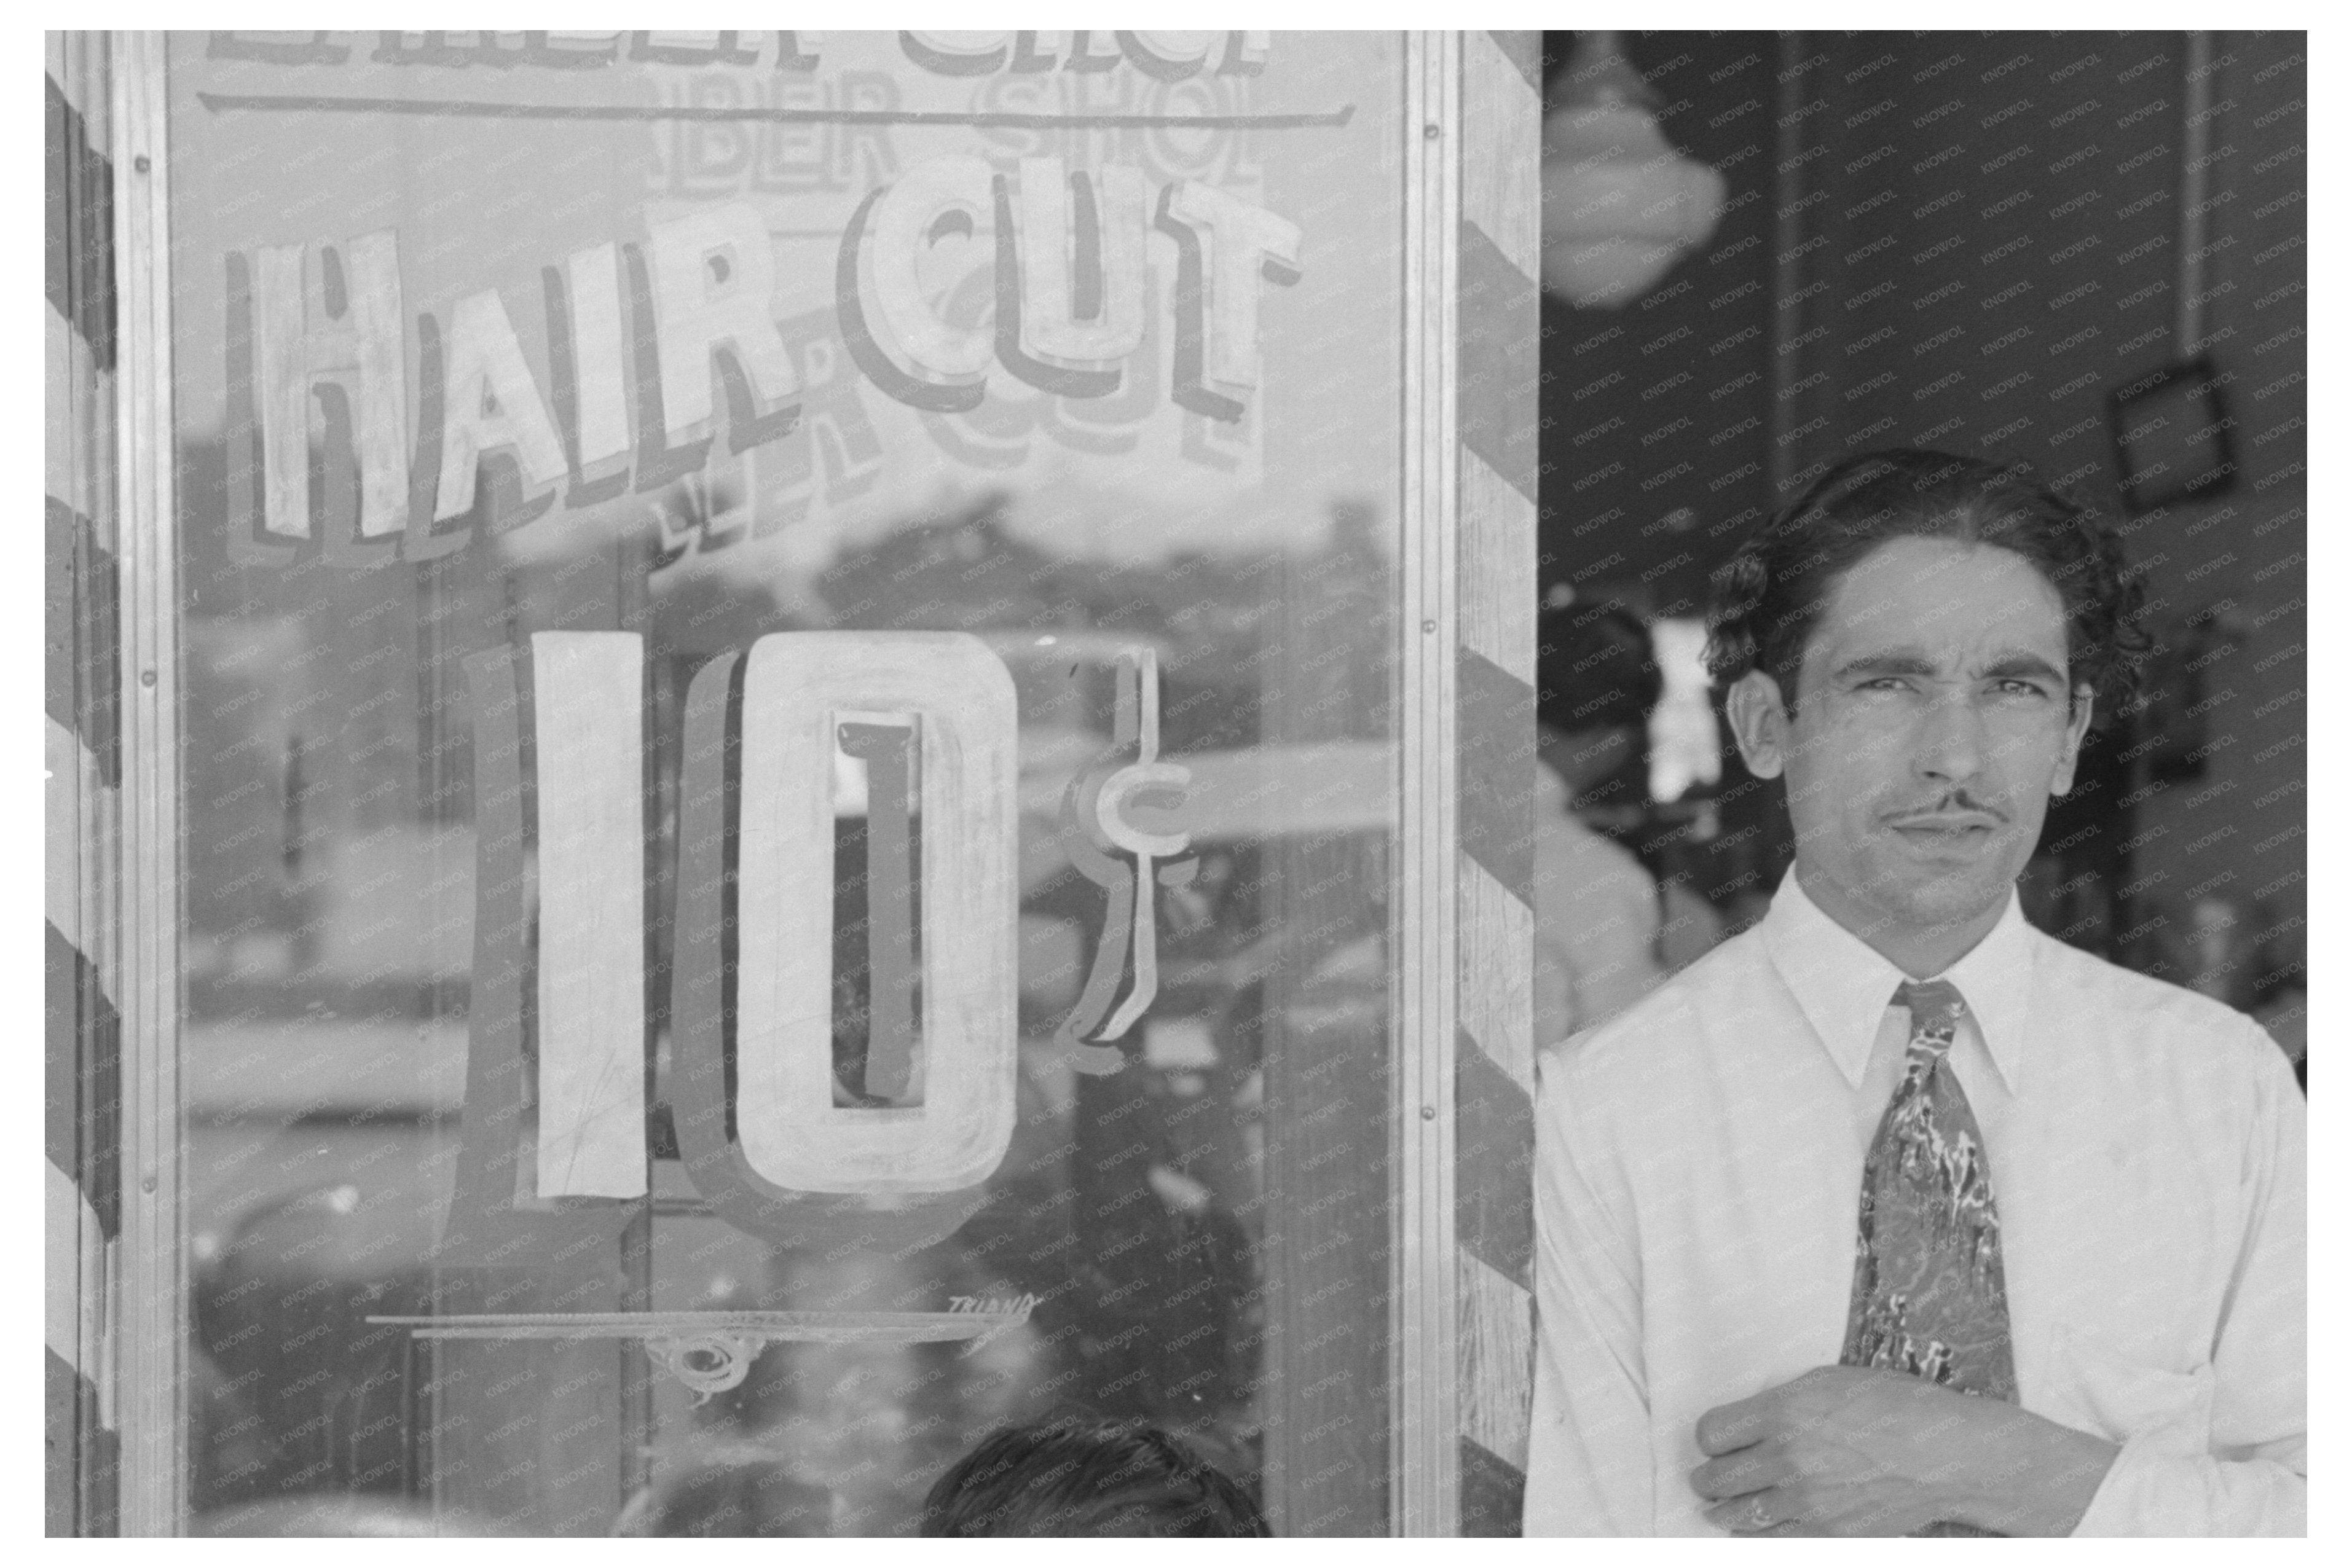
[1978,652,2069,684]
[1828,651,1940,682]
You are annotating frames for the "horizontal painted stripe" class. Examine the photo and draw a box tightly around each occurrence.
[44,921,119,1239]
[54,1335,119,1536]
[45,1158,104,1367]
[42,73,73,333]
[1458,219,1540,504]
[46,1280,118,1531]
[1457,647,1536,907]
[1458,444,1537,680]
[45,716,112,957]
[44,498,80,742]
[44,497,120,788]
[1460,1431,1528,1537]
[1461,44,1541,289]
[45,34,100,120]
[46,1345,80,1535]
[45,72,115,373]
[1458,1252,1534,1478]
[45,304,103,523]
[1458,857,1535,1096]
[44,921,82,1180]
[1455,1026,1535,1289]
[1484,29,1545,98]
[45,1159,81,1363]
[76,501,121,788]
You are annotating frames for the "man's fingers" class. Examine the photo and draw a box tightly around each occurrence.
[1689,1446,1793,1501]
[1694,1389,1781,1456]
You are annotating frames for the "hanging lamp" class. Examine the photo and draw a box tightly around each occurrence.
[1540,31,1726,308]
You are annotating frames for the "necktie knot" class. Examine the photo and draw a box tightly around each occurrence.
[1895,979,1966,1033]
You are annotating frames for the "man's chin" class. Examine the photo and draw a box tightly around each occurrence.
[1852,837,2017,917]
[1881,868,2013,933]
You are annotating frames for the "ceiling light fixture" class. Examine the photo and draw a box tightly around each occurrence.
[1539,31,1727,309]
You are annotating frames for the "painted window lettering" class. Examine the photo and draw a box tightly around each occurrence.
[227,172,1302,564]
[445,629,1023,1261]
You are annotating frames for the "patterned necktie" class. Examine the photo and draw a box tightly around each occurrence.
[1840,979,2015,1535]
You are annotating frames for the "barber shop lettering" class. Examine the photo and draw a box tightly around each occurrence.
[222,159,1302,566]
[440,629,1186,1266]
[211,29,1270,79]
[442,628,1018,1265]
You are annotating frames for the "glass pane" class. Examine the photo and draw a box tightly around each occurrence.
[168,31,1405,1537]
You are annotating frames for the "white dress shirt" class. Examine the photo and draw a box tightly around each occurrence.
[1526,870,2305,1537]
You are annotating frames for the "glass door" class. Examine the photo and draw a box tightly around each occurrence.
[151,29,1437,1536]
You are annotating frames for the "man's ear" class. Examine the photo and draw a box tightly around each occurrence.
[2051,683,2096,796]
[1725,670,1790,780]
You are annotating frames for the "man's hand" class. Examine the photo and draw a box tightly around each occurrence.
[1688,1366,2119,1537]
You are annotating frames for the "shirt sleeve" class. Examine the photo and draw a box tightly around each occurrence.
[1525,1053,1656,1535]
[2069,1024,2306,1537]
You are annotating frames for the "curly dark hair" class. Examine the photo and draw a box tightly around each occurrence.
[1704,449,2149,714]
[921,1417,1270,1537]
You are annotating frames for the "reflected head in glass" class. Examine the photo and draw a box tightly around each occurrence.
[921,1417,1271,1537]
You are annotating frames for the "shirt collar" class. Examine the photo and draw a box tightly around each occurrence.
[1758,867,2034,1092]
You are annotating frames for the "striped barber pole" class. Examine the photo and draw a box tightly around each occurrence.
[1451,28,1542,1539]
[46,30,123,1539]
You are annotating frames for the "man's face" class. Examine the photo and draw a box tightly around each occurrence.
[1728,536,2094,947]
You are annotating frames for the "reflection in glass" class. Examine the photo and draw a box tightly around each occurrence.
[170,31,1403,1535]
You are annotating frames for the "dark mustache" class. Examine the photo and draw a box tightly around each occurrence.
[1881,793,2008,826]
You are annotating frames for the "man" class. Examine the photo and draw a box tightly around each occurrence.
[1525,450,2304,1536]
[1533,597,1667,1051]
